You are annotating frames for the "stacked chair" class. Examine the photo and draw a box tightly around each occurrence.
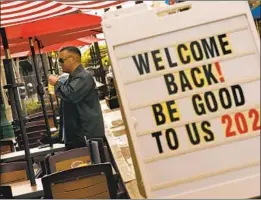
[28,111,57,129]
[15,110,57,151]
[0,140,15,155]
[15,120,46,150]
[44,147,91,174]
[0,162,28,185]
[42,163,117,199]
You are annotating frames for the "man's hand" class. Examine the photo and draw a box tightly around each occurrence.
[48,75,59,86]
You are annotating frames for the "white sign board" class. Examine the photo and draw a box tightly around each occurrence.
[102,1,260,198]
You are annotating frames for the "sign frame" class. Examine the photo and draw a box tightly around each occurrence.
[102,1,260,198]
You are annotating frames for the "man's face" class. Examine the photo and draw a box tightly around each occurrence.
[58,50,74,73]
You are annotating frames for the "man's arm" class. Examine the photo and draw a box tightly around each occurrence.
[55,75,94,104]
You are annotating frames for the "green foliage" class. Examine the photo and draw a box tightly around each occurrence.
[81,49,92,67]
[26,101,42,115]
[81,44,111,69]
[102,55,111,70]
[26,99,51,115]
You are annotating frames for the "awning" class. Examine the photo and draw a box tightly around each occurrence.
[0,1,126,28]
[0,1,77,27]
[60,1,126,12]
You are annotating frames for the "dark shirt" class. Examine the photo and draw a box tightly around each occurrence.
[55,65,104,147]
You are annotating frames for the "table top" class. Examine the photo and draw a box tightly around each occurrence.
[6,178,43,199]
[106,133,144,199]
[101,101,144,199]
[125,180,144,199]
[0,143,65,163]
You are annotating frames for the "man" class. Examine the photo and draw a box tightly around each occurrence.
[48,46,104,150]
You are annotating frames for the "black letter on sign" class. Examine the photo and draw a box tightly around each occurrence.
[204,91,218,112]
[164,73,178,95]
[166,128,179,150]
[201,37,220,59]
[231,85,245,107]
[177,44,190,64]
[202,121,215,142]
[192,94,206,115]
[203,64,219,85]
[219,88,232,109]
[152,104,166,125]
[152,131,163,153]
[179,70,193,92]
[218,34,232,55]
[164,48,178,68]
[190,41,204,61]
[166,100,180,122]
[191,67,204,87]
[151,49,165,71]
[132,53,150,75]
[186,123,200,145]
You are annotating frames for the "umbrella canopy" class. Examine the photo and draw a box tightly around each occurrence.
[1,13,102,43]
[0,36,103,59]
[0,13,102,58]
[0,28,101,56]
[41,40,90,53]
[41,37,103,53]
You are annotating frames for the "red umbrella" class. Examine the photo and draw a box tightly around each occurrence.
[41,40,90,53]
[1,36,103,59]
[1,13,101,45]
[1,33,103,57]
[41,37,103,53]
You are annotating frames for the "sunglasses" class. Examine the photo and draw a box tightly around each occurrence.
[58,56,71,64]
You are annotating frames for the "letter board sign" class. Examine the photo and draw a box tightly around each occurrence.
[102,1,260,198]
